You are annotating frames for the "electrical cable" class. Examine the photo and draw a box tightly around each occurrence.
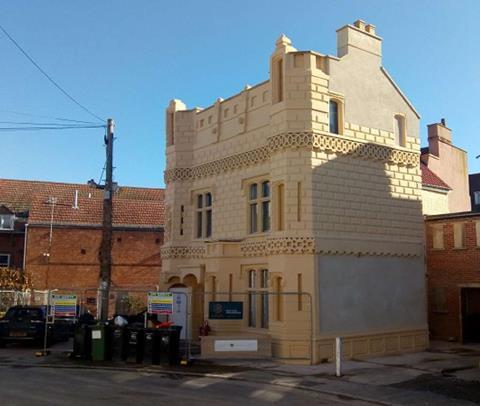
[0,109,98,124]
[0,120,100,126]
[0,23,105,123]
[0,124,105,131]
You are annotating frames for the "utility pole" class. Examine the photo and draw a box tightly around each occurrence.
[100,118,114,321]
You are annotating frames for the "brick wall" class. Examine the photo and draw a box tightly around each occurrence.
[25,225,163,290]
[426,216,480,340]
[0,220,26,269]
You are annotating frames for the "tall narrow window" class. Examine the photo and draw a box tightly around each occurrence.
[260,269,269,329]
[249,184,258,233]
[453,223,465,249]
[248,270,256,327]
[248,181,270,234]
[261,181,270,232]
[196,195,203,239]
[272,58,284,103]
[329,100,339,134]
[432,224,444,249]
[394,114,406,146]
[229,273,233,302]
[274,277,283,321]
[247,269,269,329]
[276,183,285,231]
[205,192,212,238]
[297,273,303,311]
[195,192,213,239]
[166,112,174,146]
[180,205,184,236]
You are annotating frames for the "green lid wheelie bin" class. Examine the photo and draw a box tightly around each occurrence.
[90,324,108,361]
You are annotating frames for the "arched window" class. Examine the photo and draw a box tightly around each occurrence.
[394,114,406,146]
[329,100,339,134]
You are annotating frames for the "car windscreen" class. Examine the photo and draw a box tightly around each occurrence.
[6,308,44,320]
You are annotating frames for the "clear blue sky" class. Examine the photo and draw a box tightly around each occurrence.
[1,1,479,188]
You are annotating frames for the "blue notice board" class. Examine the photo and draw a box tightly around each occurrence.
[209,301,243,320]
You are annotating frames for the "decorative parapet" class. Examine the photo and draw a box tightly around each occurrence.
[164,131,420,183]
[160,245,206,259]
[268,132,419,166]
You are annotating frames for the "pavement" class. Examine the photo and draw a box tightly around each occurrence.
[1,340,480,405]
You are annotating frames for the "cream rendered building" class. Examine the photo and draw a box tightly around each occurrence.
[161,20,428,363]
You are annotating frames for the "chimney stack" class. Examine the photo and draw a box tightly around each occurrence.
[337,19,382,60]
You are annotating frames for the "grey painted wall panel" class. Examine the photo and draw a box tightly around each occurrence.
[317,255,427,334]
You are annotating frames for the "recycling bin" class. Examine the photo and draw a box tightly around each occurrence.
[72,324,91,360]
[124,327,144,363]
[106,326,127,362]
[167,326,182,366]
[90,324,107,361]
[143,329,155,364]
[156,326,182,366]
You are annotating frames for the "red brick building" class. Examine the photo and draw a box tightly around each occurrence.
[426,212,480,343]
[0,179,164,291]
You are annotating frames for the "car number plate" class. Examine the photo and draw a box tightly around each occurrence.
[10,331,27,337]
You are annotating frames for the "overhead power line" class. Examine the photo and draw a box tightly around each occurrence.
[0,124,105,132]
[0,23,105,123]
[0,109,98,124]
[0,120,100,126]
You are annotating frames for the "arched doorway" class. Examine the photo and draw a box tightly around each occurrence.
[167,274,204,341]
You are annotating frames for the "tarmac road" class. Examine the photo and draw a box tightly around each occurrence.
[0,365,372,406]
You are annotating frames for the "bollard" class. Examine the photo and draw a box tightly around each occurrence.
[335,337,342,377]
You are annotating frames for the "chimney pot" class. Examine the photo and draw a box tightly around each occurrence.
[365,24,376,35]
[441,118,446,126]
[353,20,366,30]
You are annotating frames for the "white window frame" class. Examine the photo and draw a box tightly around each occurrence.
[0,214,14,230]
[0,254,10,267]
[248,181,271,234]
[195,192,213,239]
[247,268,269,329]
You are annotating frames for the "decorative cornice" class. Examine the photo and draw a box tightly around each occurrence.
[160,246,206,259]
[164,132,420,183]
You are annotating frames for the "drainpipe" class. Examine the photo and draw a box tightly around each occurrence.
[22,223,29,272]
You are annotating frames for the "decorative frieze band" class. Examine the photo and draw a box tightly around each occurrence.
[164,132,420,183]
[164,146,270,183]
[241,236,316,257]
[162,237,418,259]
[160,246,206,259]
[268,132,419,167]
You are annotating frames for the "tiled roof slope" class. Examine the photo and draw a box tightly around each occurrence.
[421,163,451,190]
[28,196,164,227]
[0,179,164,211]
[0,178,164,227]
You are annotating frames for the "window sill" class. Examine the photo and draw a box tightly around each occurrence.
[245,327,270,334]
[246,232,270,238]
